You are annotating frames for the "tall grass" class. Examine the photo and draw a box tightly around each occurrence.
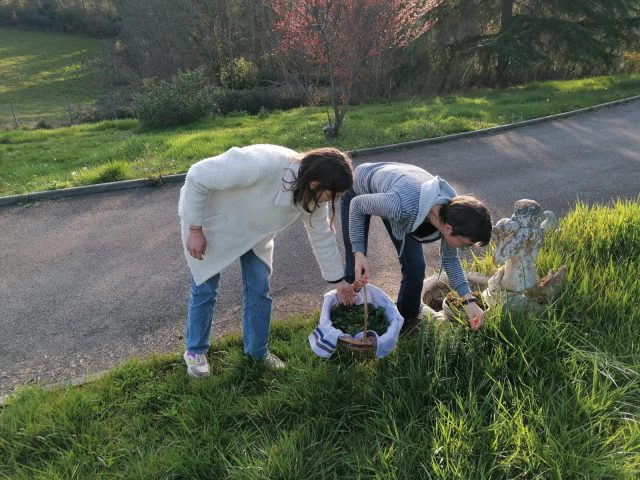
[538,199,640,360]
[1,199,638,479]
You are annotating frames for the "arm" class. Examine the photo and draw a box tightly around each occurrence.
[337,190,358,304]
[181,148,263,260]
[304,203,363,303]
[302,202,344,283]
[440,241,471,297]
[347,193,402,283]
[440,241,485,330]
[348,192,403,253]
[181,147,263,227]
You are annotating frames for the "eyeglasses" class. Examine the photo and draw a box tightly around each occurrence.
[458,238,476,250]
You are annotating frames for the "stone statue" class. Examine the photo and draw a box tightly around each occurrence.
[482,199,566,313]
[421,198,567,323]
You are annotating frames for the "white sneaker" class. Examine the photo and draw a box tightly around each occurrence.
[183,351,210,378]
[262,352,285,370]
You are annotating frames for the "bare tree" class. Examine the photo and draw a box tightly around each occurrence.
[269,0,439,136]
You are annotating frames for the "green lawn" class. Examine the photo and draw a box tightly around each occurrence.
[1,199,638,478]
[1,73,639,196]
[1,28,639,197]
[0,28,107,127]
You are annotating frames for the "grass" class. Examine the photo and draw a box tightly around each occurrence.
[1,28,639,197]
[1,73,640,196]
[1,199,639,479]
[0,28,108,127]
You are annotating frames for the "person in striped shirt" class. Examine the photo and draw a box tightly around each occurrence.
[336,162,492,332]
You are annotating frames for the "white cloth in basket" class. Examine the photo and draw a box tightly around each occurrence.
[308,284,404,359]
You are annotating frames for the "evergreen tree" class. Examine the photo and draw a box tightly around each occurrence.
[435,0,640,89]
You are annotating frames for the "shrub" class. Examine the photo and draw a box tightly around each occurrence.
[621,51,640,73]
[219,57,258,90]
[72,160,130,186]
[256,53,284,86]
[94,161,129,183]
[73,92,136,124]
[133,67,216,128]
[35,119,53,129]
[212,87,307,115]
[0,1,119,37]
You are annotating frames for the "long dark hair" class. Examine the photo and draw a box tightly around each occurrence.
[284,147,353,224]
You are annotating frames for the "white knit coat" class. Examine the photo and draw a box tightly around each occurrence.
[178,144,344,286]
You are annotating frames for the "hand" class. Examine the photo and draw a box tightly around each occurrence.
[187,229,207,260]
[354,252,370,284]
[465,301,484,331]
[335,279,357,305]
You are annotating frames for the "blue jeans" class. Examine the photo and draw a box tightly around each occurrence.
[341,188,425,320]
[185,249,272,359]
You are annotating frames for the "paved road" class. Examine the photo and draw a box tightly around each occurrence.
[1,100,639,398]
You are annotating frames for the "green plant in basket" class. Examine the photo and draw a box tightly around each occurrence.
[330,303,388,335]
[442,290,486,324]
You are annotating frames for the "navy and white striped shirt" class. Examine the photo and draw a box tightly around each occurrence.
[349,162,471,296]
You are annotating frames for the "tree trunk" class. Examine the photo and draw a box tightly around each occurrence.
[496,0,514,88]
[333,104,347,136]
[328,58,339,136]
[438,52,454,93]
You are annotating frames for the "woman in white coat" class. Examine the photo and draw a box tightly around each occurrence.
[179,144,353,377]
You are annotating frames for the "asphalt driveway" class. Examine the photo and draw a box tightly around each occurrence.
[1,99,639,398]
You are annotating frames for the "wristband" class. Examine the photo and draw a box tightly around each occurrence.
[461,297,478,306]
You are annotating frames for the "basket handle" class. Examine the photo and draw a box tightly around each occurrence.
[362,283,368,337]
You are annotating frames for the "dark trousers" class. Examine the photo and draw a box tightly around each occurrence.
[341,188,425,320]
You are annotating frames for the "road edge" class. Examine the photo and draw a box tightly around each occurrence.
[2,94,639,207]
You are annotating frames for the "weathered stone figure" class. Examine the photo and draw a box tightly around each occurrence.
[482,199,564,311]
[422,198,566,321]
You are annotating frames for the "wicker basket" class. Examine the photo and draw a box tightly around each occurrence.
[337,333,375,351]
[336,284,377,352]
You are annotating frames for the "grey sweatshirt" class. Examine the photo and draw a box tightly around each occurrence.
[349,162,471,296]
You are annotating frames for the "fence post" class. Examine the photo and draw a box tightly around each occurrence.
[67,98,73,125]
[10,102,19,128]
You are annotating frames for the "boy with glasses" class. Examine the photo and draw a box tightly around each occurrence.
[336,162,492,332]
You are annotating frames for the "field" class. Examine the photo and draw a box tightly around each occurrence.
[2,29,640,197]
[0,28,108,128]
[0,73,639,196]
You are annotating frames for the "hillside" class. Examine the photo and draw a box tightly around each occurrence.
[0,28,108,127]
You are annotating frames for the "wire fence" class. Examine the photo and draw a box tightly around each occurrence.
[0,100,102,129]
